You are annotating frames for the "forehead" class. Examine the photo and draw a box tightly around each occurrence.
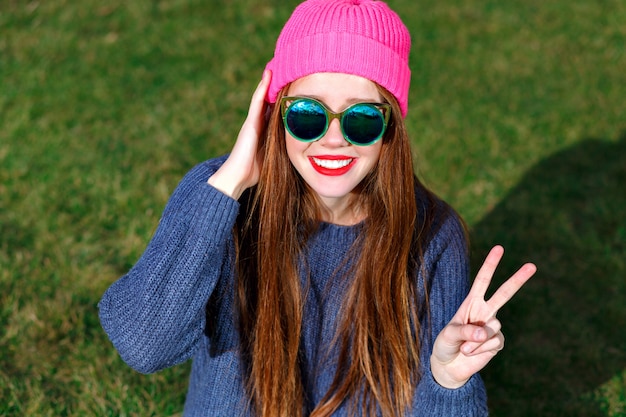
[287,72,382,105]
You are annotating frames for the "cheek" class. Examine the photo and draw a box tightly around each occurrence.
[361,143,383,166]
[284,133,308,165]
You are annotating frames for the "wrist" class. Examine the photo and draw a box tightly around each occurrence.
[207,169,245,200]
[430,355,470,389]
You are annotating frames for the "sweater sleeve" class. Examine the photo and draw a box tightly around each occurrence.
[98,156,239,374]
[412,211,489,416]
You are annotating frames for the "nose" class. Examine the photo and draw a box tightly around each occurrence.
[319,118,349,147]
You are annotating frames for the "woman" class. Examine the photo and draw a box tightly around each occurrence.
[99,1,536,416]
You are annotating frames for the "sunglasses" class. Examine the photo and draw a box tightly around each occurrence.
[280,96,391,146]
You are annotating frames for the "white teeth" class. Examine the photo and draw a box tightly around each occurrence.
[312,157,353,169]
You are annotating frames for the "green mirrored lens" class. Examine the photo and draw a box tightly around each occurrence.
[285,100,327,141]
[342,104,385,145]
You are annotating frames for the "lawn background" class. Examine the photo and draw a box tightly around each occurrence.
[1,0,624,415]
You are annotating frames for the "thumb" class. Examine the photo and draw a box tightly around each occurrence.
[436,322,488,360]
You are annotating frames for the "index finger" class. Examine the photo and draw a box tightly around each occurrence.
[248,70,272,121]
[470,245,506,299]
[487,262,537,312]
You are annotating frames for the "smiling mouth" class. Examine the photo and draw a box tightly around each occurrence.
[311,157,354,169]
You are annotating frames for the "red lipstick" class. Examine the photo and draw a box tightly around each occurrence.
[308,156,356,176]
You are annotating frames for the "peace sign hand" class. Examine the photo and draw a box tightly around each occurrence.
[430,245,537,389]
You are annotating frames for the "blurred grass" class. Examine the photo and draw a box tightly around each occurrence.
[471,137,626,416]
[1,0,624,415]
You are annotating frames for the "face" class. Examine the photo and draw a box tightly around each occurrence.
[284,72,384,218]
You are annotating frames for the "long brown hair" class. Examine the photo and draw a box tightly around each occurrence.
[235,85,441,417]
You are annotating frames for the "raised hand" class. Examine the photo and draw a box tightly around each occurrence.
[430,245,537,389]
[208,70,272,199]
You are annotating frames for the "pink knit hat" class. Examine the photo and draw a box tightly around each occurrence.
[265,0,412,117]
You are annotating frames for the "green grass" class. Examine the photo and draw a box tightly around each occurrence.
[1,0,624,415]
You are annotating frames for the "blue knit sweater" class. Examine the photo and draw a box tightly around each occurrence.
[99,156,488,416]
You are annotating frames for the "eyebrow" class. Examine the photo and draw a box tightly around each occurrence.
[292,94,384,107]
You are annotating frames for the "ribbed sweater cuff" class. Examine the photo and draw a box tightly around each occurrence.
[163,161,241,240]
[189,181,240,240]
[416,368,488,416]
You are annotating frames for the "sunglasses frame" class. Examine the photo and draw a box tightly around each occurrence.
[280,96,391,146]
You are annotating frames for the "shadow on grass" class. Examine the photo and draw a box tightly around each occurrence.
[471,133,626,416]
